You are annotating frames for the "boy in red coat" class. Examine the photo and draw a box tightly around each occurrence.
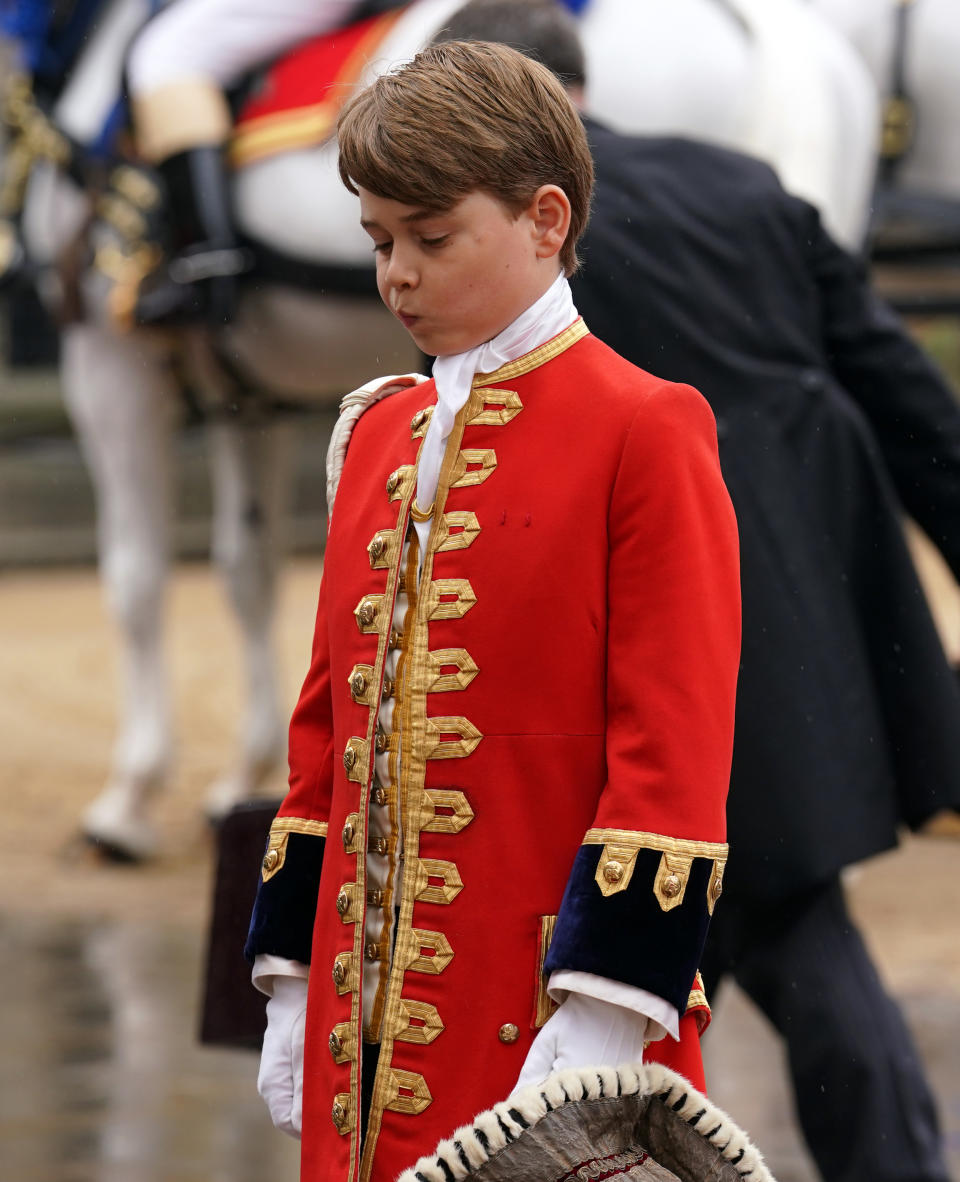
[245,40,741,1182]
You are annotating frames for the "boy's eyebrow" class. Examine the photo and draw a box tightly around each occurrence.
[360,209,445,232]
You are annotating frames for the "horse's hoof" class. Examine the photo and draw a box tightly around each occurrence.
[81,792,160,862]
[81,831,151,864]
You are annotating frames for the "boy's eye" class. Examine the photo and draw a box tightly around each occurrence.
[372,241,392,255]
[420,235,449,249]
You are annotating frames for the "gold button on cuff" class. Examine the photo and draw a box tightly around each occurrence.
[329,1031,343,1058]
[332,960,347,988]
[341,823,355,850]
[350,671,367,699]
[262,848,279,873]
[498,1023,520,1044]
[662,873,682,899]
[603,859,624,884]
[342,746,357,772]
[386,469,402,495]
[336,889,350,917]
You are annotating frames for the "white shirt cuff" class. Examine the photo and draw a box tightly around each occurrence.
[548,970,680,1042]
[251,953,310,997]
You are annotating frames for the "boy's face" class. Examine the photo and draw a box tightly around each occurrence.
[359,187,565,357]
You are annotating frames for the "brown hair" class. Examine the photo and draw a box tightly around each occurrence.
[337,39,593,274]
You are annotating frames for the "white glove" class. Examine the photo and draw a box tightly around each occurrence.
[513,992,649,1093]
[257,974,308,1138]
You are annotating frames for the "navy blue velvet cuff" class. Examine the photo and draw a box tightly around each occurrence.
[244,832,325,965]
[543,845,714,1015]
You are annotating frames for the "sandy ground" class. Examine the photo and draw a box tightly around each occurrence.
[0,560,958,1180]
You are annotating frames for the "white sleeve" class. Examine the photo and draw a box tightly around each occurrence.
[548,969,680,1042]
[252,953,309,997]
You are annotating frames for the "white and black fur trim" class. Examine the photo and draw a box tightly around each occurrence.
[325,372,429,517]
[395,1062,775,1182]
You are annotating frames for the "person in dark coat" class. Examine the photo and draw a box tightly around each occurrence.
[433,3,960,1181]
[577,120,960,1182]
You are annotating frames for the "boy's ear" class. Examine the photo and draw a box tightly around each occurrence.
[527,184,571,263]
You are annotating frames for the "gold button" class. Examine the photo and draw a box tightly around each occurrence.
[663,873,682,898]
[367,888,384,907]
[381,676,394,699]
[603,860,624,884]
[386,469,402,495]
[498,1023,520,1044]
[350,671,367,699]
[343,745,357,772]
[375,730,389,753]
[368,533,386,563]
[262,848,279,873]
[336,889,350,916]
[341,823,355,850]
[332,959,347,987]
[329,1031,343,1058]
[389,628,403,650]
[371,787,387,807]
[411,408,428,432]
[332,1101,347,1129]
[364,942,380,961]
[712,877,723,901]
[368,836,387,855]
[357,599,377,626]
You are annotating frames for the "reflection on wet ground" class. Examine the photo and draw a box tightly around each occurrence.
[0,916,299,1182]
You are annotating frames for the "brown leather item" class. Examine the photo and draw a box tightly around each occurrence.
[199,798,282,1049]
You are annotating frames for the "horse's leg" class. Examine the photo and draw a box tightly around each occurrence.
[60,321,178,859]
[204,403,291,817]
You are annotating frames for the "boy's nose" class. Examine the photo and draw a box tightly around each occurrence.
[385,247,417,290]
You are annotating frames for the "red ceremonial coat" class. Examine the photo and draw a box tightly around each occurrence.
[246,321,741,1182]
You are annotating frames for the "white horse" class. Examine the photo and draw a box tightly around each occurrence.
[811,0,960,255]
[5,0,880,859]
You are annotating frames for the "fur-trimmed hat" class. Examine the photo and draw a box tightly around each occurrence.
[397,1062,777,1182]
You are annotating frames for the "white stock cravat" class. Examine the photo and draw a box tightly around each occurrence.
[413,272,578,557]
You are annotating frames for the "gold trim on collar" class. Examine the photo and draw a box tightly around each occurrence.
[472,318,588,386]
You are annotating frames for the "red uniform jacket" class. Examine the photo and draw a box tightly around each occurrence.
[246,322,741,1182]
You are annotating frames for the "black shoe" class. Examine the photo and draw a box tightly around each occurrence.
[132,146,250,328]
[133,242,251,327]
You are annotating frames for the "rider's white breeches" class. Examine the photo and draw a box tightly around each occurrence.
[127,0,362,94]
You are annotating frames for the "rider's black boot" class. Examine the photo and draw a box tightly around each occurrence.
[134,146,250,328]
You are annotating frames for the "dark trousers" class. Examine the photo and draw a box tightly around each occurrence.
[701,878,950,1182]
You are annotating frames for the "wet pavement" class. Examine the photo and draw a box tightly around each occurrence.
[1,562,958,1181]
[0,916,300,1182]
